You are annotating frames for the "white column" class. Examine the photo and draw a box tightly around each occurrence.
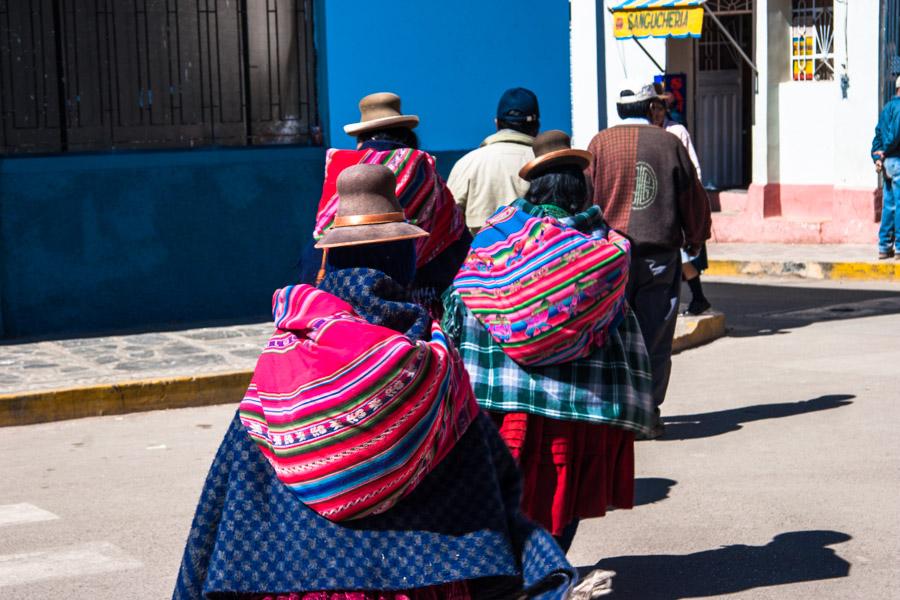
[752,0,769,186]
[570,0,601,149]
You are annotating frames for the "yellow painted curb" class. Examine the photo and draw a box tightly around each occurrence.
[707,259,900,282]
[704,260,745,277]
[829,262,900,281]
[0,370,252,427]
[672,311,726,354]
[2,311,728,427]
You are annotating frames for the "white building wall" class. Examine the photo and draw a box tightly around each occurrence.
[768,0,880,189]
[570,0,601,149]
[777,83,838,184]
[832,0,880,190]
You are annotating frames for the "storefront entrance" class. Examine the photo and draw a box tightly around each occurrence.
[693,0,754,190]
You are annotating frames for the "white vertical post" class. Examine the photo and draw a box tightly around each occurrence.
[752,0,769,187]
[571,0,601,149]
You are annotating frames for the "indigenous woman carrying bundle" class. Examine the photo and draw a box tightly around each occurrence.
[173,164,575,600]
[303,92,471,317]
[442,131,656,551]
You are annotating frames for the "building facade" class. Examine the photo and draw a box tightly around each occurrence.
[573,0,893,244]
[0,0,572,339]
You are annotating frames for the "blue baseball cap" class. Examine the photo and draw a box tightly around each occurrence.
[497,87,540,123]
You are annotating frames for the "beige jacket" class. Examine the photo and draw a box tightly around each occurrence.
[447,129,534,229]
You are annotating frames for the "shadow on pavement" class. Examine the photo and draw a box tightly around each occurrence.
[660,394,854,441]
[583,530,852,599]
[694,281,900,339]
[633,478,677,507]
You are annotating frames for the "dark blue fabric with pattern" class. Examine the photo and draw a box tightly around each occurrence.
[172,413,575,599]
[317,268,430,341]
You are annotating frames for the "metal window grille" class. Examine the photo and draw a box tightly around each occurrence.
[791,0,834,81]
[704,0,753,16]
[698,1,752,72]
[0,0,319,154]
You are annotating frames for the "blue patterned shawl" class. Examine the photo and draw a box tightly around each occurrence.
[172,412,575,599]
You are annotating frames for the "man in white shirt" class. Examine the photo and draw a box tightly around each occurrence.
[448,88,540,232]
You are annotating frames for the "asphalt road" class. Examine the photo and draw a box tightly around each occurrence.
[1,279,899,599]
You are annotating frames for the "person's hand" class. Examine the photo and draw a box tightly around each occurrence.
[874,150,886,159]
[876,159,884,174]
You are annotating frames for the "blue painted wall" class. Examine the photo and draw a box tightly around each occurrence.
[0,2,574,339]
[318,0,572,151]
[0,147,324,339]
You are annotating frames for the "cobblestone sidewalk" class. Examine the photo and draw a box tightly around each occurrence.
[0,323,271,395]
[0,307,726,429]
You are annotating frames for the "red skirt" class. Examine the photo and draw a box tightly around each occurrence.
[491,412,635,536]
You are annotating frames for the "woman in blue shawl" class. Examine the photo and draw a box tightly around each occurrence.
[173,165,575,600]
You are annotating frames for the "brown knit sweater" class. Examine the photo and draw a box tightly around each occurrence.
[587,124,711,250]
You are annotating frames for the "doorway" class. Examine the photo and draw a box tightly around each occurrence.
[693,1,754,190]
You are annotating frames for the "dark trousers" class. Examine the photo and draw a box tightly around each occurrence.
[627,247,682,410]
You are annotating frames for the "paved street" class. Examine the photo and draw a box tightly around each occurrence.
[1,279,899,599]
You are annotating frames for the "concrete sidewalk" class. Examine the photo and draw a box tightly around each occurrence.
[0,312,724,427]
[707,243,900,281]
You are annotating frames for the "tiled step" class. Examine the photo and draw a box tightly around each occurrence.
[716,189,748,213]
[711,210,879,244]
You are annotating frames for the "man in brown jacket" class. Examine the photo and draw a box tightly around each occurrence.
[587,84,711,439]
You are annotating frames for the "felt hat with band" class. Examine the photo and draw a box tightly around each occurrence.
[616,83,663,106]
[315,164,428,249]
[343,92,420,136]
[518,130,593,181]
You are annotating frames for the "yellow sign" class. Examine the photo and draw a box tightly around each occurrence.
[612,7,704,39]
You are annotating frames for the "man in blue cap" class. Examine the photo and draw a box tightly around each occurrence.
[448,87,540,232]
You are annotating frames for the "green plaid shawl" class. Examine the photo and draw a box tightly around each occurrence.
[442,289,655,436]
[443,199,654,435]
[513,198,599,227]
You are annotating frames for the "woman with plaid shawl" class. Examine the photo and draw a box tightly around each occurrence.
[442,131,655,552]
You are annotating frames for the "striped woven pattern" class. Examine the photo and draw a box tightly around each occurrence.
[453,205,630,366]
[313,148,466,268]
[239,285,478,522]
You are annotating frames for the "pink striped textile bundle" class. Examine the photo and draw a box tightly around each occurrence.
[453,205,630,366]
[313,148,465,268]
[239,285,479,522]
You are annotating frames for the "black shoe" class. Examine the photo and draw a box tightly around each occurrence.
[878,248,895,260]
[682,298,711,316]
[636,420,665,441]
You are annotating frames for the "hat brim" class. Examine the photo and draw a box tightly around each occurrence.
[315,222,429,249]
[519,149,593,180]
[343,115,420,136]
[616,93,661,106]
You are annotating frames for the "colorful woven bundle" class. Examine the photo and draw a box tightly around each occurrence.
[239,284,478,522]
[313,148,466,268]
[453,205,630,367]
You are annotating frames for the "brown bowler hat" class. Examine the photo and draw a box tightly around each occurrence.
[315,164,428,249]
[343,92,420,136]
[518,130,593,181]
